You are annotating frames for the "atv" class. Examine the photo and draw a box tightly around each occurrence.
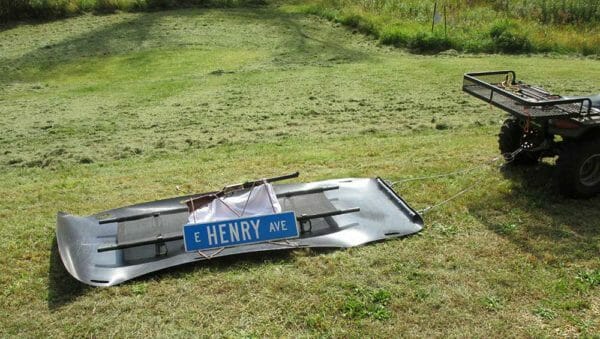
[463,70,600,198]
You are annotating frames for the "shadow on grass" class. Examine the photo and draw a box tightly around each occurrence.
[47,231,334,308]
[0,12,160,86]
[187,8,372,67]
[130,247,338,284]
[0,0,268,31]
[469,162,600,263]
[1,7,370,87]
[47,237,91,311]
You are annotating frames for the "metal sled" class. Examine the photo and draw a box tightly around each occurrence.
[56,173,423,286]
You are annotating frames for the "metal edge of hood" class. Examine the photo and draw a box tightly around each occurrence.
[55,178,423,287]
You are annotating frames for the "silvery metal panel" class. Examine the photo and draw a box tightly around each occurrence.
[56,178,423,286]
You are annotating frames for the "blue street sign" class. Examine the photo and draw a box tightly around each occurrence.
[183,212,299,252]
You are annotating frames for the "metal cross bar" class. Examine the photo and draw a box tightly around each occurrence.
[96,206,360,253]
[98,210,186,225]
[97,233,183,252]
[97,184,339,225]
[98,172,302,225]
[276,185,339,198]
[221,171,299,193]
[296,207,360,222]
[185,171,300,211]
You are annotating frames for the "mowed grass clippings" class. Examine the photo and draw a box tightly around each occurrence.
[0,7,599,337]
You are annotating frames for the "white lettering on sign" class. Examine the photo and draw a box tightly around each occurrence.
[200,219,264,247]
[184,212,298,252]
[250,220,260,238]
[207,225,218,245]
[269,220,288,232]
[218,223,229,244]
[229,223,240,242]
[241,221,251,240]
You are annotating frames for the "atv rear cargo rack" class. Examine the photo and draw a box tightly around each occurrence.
[463,70,599,120]
[462,70,600,198]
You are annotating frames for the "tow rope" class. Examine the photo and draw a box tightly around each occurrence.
[389,148,523,214]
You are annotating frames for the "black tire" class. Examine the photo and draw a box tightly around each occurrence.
[498,118,540,165]
[556,139,600,198]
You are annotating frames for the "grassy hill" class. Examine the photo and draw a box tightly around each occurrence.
[0,6,599,337]
[2,0,600,55]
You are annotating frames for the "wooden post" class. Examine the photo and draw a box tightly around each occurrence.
[432,1,437,33]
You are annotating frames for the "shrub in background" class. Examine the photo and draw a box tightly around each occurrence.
[407,32,452,53]
[338,13,377,36]
[145,0,176,9]
[94,0,119,13]
[489,20,532,54]
[0,0,30,22]
[28,0,73,19]
[0,0,262,22]
[379,26,409,47]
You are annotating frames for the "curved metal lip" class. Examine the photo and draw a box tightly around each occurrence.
[56,177,423,286]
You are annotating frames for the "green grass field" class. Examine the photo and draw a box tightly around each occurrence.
[1,7,599,337]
